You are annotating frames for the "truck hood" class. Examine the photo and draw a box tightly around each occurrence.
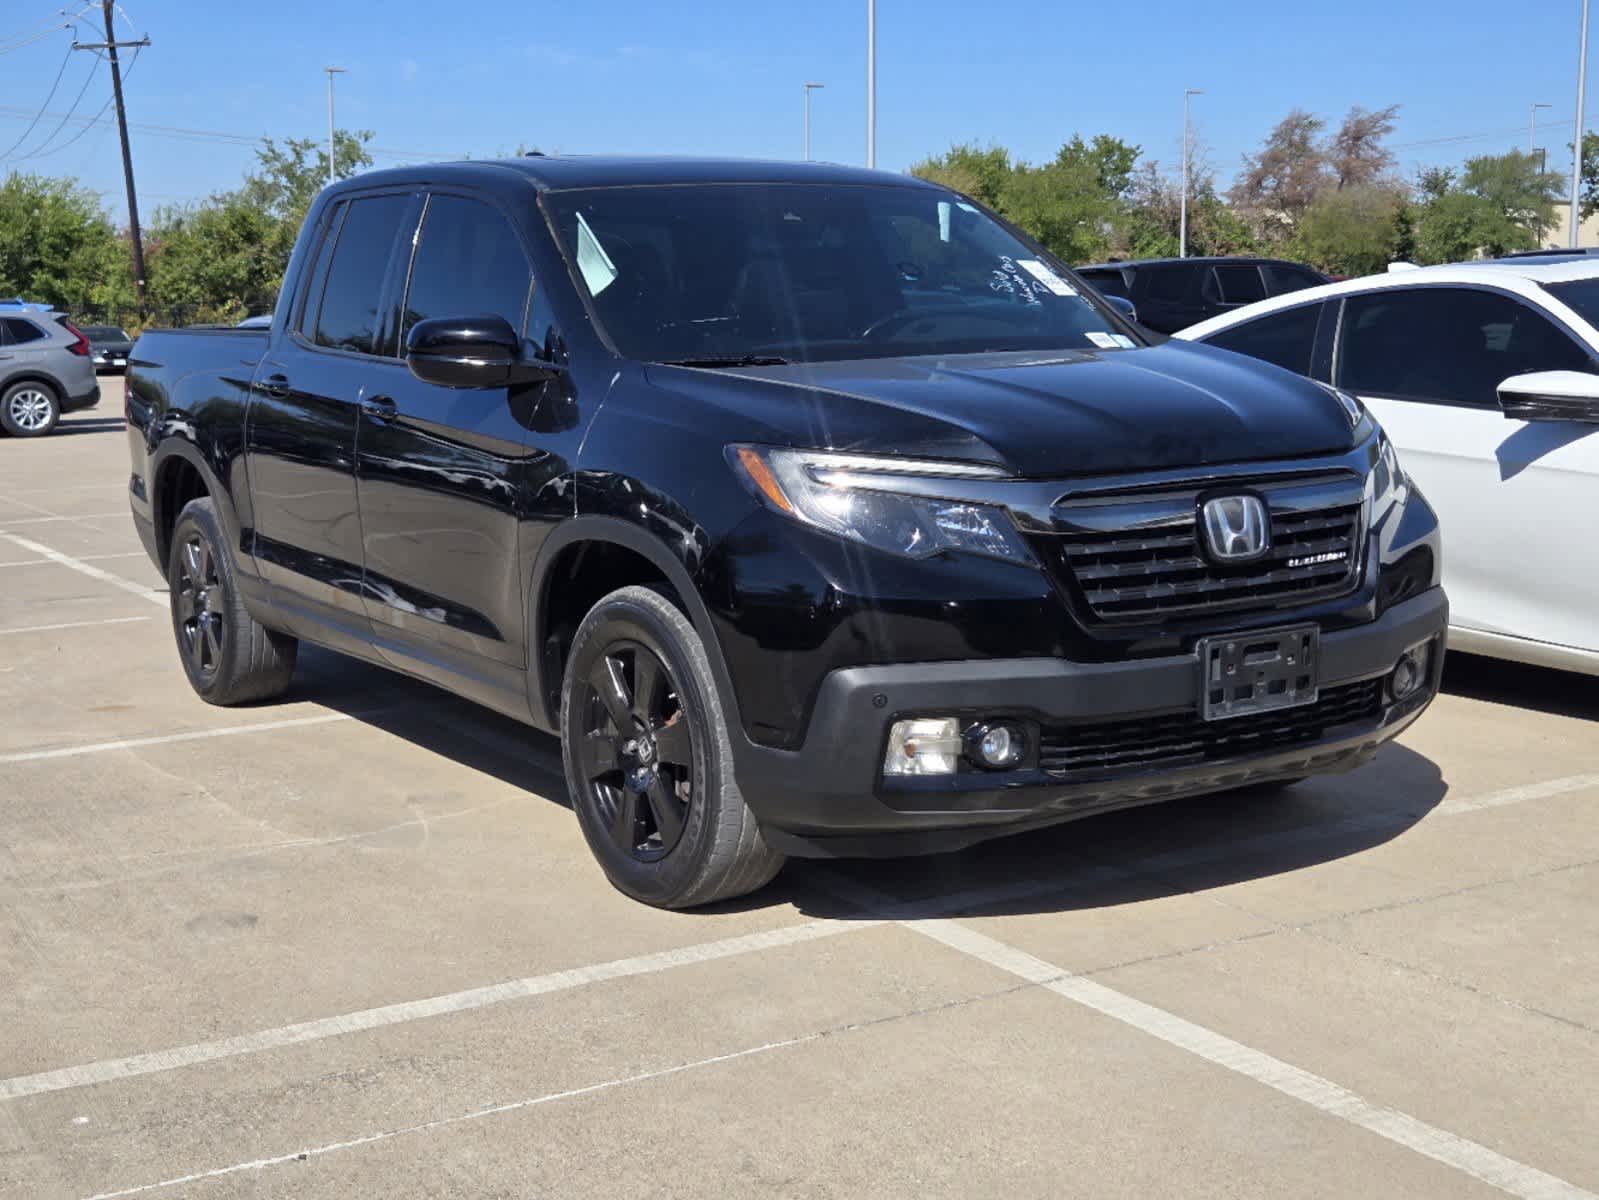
[648,342,1358,477]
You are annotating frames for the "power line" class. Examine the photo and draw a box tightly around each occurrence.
[8,50,102,162]
[0,4,97,55]
[0,44,74,159]
[23,47,137,162]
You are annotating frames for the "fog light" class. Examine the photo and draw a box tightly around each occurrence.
[966,721,1027,770]
[1388,642,1430,701]
[883,717,960,776]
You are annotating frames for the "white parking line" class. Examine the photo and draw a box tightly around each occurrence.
[0,552,146,568]
[1,920,870,1103]
[0,513,129,526]
[909,918,1594,1200]
[0,713,357,765]
[0,533,165,607]
[1436,773,1599,816]
[0,616,151,638]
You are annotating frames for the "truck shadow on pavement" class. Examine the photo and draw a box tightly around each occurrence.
[285,645,1451,921]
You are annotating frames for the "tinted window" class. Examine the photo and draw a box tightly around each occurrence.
[83,326,128,340]
[1205,303,1321,376]
[402,195,531,340]
[1543,278,1599,328]
[545,185,1134,362]
[1141,264,1191,302]
[1339,287,1595,407]
[1,318,45,345]
[1213,263,1267,304]
[1079,269,1130,299]
[1264,264,1324,295]
[311,194,410,356]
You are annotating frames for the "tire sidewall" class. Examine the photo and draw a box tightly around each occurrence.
[1,382,60,438]
[561,590,725,906]
[167,499,241,701]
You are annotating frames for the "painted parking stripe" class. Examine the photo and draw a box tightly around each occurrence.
[0,512,130,525]
[0,713,357,765]
[1436,773,1599,816]
[0,920,871,1103]
[911,918,1594,1200]
[0,616,151,638]
[0,551,147,568]
[0,533,165,607]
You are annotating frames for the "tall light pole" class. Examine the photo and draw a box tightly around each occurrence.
[1530,102,1552,153]
[324,66,346,189]
[804,82,825,161]
[866,0,877,168]
[1572,0,1589,249]
[1180,88,1204,259]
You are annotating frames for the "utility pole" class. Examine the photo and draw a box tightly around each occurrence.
[74,2,151,313]
[1572,0,1589,249]
[803,82,824,161]
[1180,88,1203,259]
[324,66,346,188]
[1530,102,1552,154]
[865,0,876,168]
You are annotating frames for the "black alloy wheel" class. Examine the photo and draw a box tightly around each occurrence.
[174,531,225,679]
[576,639,696,862]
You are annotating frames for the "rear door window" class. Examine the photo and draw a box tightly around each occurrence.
[1338,286,1596,408]
[1079,269,1130,299]
[1212,263,1268,305]
[1203,303,1321,376]
[1264,264,1325,295]
[1,318,46,345]
[310,194,411,357]
[1140,264,1191,302]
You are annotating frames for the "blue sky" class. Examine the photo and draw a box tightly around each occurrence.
[0,0,1590,219]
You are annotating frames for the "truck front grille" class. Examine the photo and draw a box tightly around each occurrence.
[1047,474,1366,624]
[1037,678,1383,778]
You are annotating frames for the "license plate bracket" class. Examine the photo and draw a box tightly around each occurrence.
[1198,624,1319,721]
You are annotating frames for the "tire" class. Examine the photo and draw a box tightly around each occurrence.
[561,585,784,909]
[1,381,60,438]
[167,497,298,705]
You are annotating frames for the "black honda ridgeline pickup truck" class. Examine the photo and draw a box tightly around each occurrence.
[126,157,1446,908]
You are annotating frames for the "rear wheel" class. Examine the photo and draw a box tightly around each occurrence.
[1,382,60,438]
[561,585,783,909]
[168,497,298,705]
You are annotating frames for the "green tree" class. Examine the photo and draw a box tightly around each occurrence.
[1290,186,1404,275]
[0,173,134,313]
[1054,134,1140,201]
[908,142,1013,209]
[1581,131,1599,220]
[1459,149,1561,249]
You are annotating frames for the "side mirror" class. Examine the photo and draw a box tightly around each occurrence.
[1497,370,1599,424]
[405,315,562,389]
[1101,295,1139,324]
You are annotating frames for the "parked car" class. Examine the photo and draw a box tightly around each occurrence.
[0,300,99,437]
[82,324,134,373]
[1178,257,1599,676]
[126,158,1445,908]
[236,313,273,329]
[1075,257,1329,334]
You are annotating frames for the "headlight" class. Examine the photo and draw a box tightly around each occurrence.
[727,445,1033,564]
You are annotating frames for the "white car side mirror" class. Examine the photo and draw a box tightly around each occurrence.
[1496,370,1599,425]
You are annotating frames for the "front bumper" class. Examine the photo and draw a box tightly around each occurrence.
[733,587,1447,858]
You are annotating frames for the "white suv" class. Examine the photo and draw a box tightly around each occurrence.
[1178,257,1599,676]
[0,301,101,437]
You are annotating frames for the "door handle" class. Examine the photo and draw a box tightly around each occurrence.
[361,394,397,421]
[260,373,291,398]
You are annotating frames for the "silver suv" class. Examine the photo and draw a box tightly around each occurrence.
[0,302,101,437]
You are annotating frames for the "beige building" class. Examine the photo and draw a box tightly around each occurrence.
[1538,203,1599,249]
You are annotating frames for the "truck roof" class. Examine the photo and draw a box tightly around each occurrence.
[328,155,940,195]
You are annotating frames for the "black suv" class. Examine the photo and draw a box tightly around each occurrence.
[1076,257,1328,334]
[126,158,1445,908]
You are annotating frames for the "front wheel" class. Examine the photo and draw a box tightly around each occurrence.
[561,585,783,909]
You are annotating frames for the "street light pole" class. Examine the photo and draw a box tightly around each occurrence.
[865,0,877,167]
[1572,0,1589,248]
[324,66,346,189]
[1530,102,1552,154]
[804,82,825,161]
[1180,88,1203,259]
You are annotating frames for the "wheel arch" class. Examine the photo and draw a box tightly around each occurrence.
[527,516,743,738]
[150,440,236,572]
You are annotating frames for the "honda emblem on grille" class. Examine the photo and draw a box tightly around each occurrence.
[1200,494,1270,562]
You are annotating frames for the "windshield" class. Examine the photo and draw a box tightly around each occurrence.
[543,184,1136,364]
[84,326,128,340]
[1543,278,1599,331]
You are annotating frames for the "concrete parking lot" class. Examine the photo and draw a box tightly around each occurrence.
[2,378,1597,1198]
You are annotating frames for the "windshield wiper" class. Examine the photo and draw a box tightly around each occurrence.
[660,354,791,368]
